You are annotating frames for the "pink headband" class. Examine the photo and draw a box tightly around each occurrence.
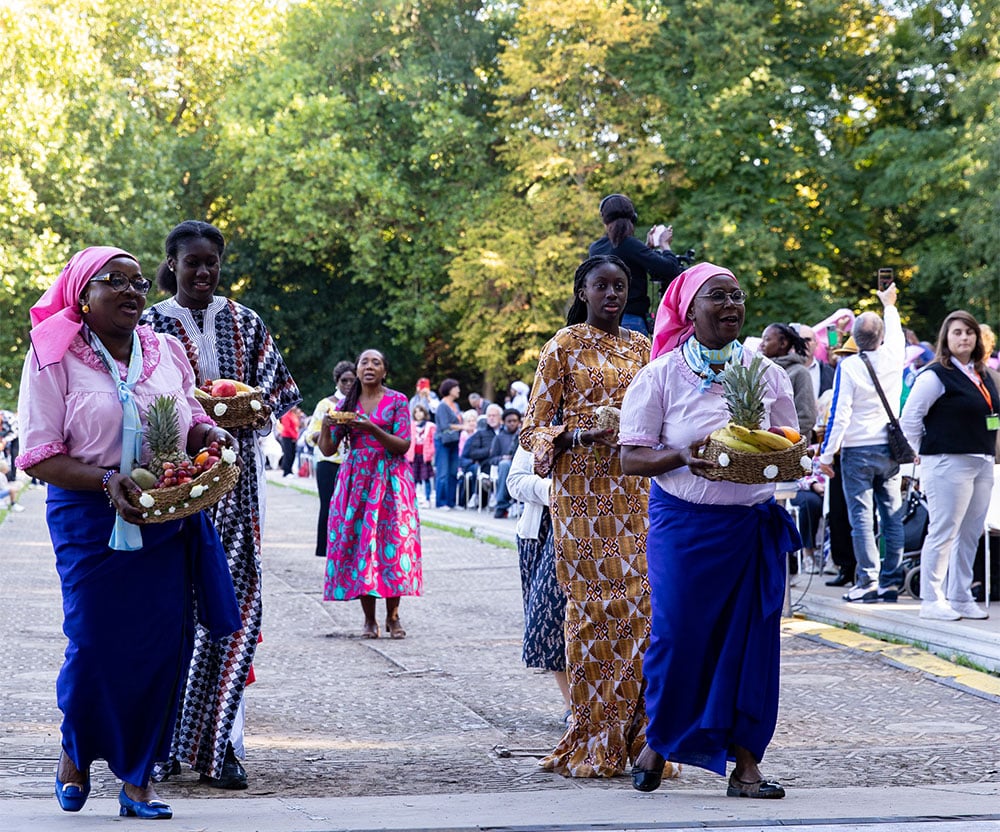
[29,246,138,370]
[650,262,738,359]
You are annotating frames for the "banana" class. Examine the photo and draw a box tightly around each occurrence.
[193,388,211,400]
[750,429,794,450]
[712,427,763,454]
[232,380,254,393]
[727,424,757,443]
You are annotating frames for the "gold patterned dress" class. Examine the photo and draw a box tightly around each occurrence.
[520,323,652,777]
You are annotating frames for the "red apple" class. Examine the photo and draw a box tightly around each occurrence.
[211,380,238,397]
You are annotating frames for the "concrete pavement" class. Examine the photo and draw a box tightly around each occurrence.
[3,473,1000,831]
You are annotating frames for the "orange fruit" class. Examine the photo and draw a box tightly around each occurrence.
[778,426,801,443]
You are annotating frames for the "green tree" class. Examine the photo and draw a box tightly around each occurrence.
[212,0,509,395]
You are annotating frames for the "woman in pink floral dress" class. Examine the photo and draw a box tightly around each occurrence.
[318,349,422,639]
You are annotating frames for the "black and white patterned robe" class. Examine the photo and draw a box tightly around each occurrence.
[143,296,300,779]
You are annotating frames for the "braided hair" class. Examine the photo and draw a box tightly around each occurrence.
[767,323,809,357]
[341,348,388,414]
[566,255,631,326]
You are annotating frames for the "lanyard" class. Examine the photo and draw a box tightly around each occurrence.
[973,372,993,410]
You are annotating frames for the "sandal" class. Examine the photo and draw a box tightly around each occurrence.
[385,617,406,639]
[726,772,785,799]
[361,622,380,639]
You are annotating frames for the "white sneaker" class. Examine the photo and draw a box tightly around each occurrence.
[9,504,24,512]
[843,583,879,603]
[950,600,989,620]
[919,600,961,621]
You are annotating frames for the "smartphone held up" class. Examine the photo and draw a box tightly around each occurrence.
[877,267,894,292]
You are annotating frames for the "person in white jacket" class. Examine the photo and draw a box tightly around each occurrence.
[818,284,906,603]
[505,446,570,720]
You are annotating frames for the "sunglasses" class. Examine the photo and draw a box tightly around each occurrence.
[89,271,152,295]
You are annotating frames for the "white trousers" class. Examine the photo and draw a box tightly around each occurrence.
[919,454,994,604]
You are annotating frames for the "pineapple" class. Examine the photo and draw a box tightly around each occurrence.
[144,395,190,481]
[720,354,766,430]
[712,355,796,453]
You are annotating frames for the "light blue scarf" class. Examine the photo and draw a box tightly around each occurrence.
[682,337,744,392]
[89,328,144,551]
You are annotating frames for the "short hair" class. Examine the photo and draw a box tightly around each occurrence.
[469,392,482,402]
[439,378,460,398]
[156,220,226,293]
[332,360,356,383]
[485,403,503,416]
[502,407,522,421]
[852,312,884,352]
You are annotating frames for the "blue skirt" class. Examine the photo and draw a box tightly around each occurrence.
[48,487,240,786]
[643,484,799,775]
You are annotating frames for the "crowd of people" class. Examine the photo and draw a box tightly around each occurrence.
[9,193,1000,820]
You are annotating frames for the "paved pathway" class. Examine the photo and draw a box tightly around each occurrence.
[2,476,1000,830]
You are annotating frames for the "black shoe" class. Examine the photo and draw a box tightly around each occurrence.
[631,765,664,792]
[493,508,508,519]
[825,569,851,587]
[199,743,248,790]
[726,773,785,799]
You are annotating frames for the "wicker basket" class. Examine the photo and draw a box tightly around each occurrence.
[701,436,811,484]
[197,389,266,429]
[126,461,240,524]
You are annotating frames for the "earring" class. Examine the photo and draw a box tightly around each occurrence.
[81,303,90,314]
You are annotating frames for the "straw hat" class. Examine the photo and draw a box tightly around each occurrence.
[832,336,858,356]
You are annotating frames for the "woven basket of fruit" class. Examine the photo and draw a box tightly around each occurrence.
[700,355,813,485]
[126,396,241,523]
[194,378,266,429]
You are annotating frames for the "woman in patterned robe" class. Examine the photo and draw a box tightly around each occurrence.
[519,255,668,778]
[143,221,301,789]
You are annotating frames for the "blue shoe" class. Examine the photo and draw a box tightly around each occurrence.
[54,775,90,812]
[118,786,173,820]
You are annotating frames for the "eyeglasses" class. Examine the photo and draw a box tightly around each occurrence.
[89,271,152,295]
[695,289,748,306]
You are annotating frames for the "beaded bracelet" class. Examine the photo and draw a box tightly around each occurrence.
[572,428,582,448]
[101,468,117,507]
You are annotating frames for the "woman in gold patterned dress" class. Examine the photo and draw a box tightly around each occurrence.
[520,254,670,779]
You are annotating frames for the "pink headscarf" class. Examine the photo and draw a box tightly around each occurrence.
[650,262,738,359]
[29,246,138,370]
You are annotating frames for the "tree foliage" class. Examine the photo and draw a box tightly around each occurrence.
[2,0,997,411]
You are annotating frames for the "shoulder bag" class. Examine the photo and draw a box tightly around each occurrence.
[859,352,916,464]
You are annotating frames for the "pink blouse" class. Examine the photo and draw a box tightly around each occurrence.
[619,346,797,506]
[16,326,214,471]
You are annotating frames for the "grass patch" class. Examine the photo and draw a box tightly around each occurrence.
[842,622,861,633]
[884,634,930,652]
[268,479,318,497]
[951,653,995,675]
[422,520,516,551]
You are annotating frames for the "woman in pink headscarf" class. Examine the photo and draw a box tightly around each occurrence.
[16,247,239,820]
[620,263,799,798]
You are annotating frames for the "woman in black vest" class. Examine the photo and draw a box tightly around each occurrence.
[901,310,998,621]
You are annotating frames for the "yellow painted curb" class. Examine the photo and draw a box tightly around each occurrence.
[782,616,1000,697]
